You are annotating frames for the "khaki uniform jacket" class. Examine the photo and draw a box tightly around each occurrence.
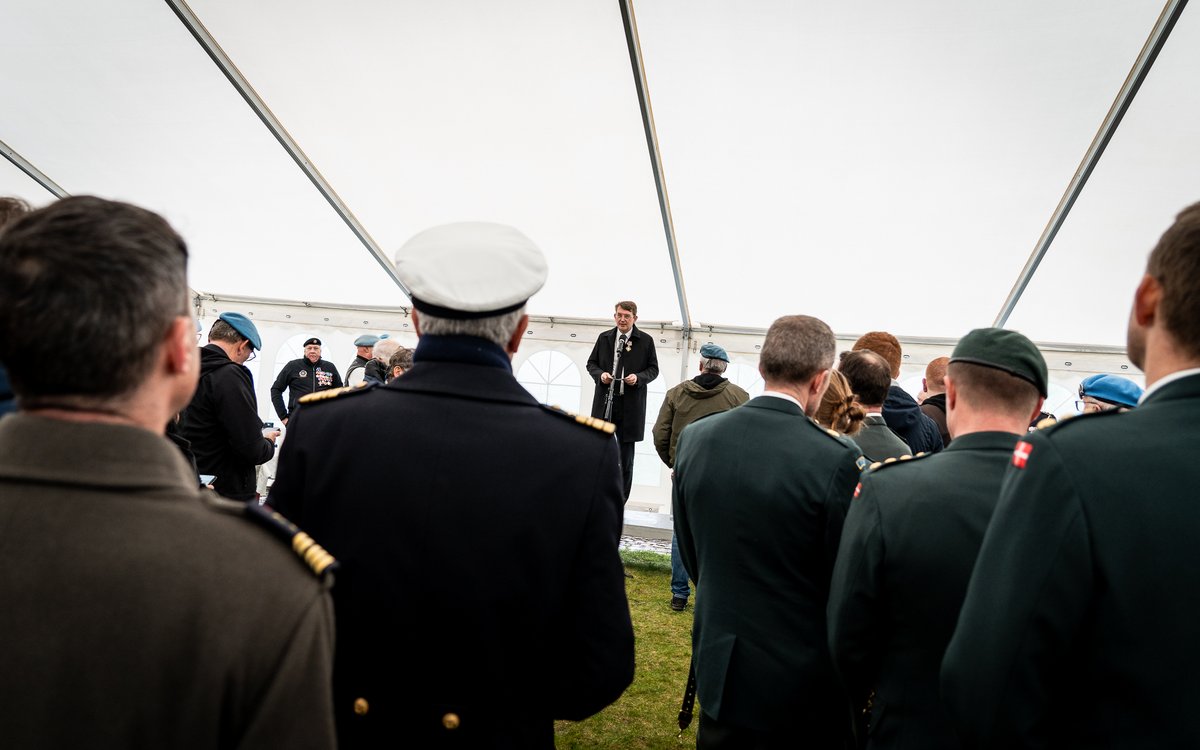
[0,414,336,750]
[652,376,750,468]
[943,372,1200,747]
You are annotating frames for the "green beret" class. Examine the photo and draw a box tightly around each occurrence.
[950,328,1048,397]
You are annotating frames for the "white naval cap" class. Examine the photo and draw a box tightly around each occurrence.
[394,222,548,320]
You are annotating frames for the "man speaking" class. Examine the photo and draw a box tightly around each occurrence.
[586,301,659,500]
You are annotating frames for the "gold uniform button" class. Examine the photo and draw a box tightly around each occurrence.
[353,698,369,716]
[442,712,461,730]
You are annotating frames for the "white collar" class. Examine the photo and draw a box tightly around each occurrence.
[1139,367,1200,404]
[759,390,803,410]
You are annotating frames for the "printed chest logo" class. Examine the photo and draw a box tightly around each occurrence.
[298,370,307,377]
[1012,440,1033,469]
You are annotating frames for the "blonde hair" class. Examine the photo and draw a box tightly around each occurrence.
[817,369,866,436]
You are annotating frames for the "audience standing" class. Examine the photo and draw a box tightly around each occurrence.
[942,201,1200,747]
[828,328,1047,748]
[673,315,860,748]
[180,313,280,501]
[816,369,867,438]
[365,337,400,384]
[853,332,943,454]
[270,337,343,425]
[919,356,951,446]
[652,342,750,612]
[269,223,634,748]
[586,301,660,499]
[387,346,414,381]
[345,334,379,386]
[840,350,912,462]
[1076,372,1143,413]
[0,196,336,749]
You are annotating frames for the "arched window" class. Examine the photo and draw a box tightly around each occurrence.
[725,362,764,398]
[516,350,583,412]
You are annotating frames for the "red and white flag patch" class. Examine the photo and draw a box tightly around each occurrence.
[853,482,863,499]
[1012,440,1033,469]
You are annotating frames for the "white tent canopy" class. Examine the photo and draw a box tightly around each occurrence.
[5,0,1197,346]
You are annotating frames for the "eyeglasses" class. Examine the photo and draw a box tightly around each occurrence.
[1074,399,1101,413]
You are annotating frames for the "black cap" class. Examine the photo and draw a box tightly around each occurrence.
[950,328,1048,397]
[303,337,321,347]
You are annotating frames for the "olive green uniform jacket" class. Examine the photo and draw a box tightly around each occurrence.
[828,431,1021,748]
[673,395,861,739]
[0,414,336,749]
[942,372,1200,747]
[652,376,750,468]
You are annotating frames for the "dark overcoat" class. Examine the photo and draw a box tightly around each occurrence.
[269,337,635,749]
[585,325,659,441]
[942,372,1200,747]
[673,395,861,740]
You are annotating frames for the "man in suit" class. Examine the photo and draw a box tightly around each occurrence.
[269,222,634,749]
[839,350,912,462]
[587,300,660,499]
[828,328,1048,749]
[674,314,862,749]
[853,332,943,454]
[0,196,336,749]
[942,201,1200,747]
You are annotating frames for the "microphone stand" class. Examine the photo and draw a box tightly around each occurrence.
[602,344,624,421]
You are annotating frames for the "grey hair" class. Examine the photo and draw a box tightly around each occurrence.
[415,306,525,350]
[700,357,728,375]
[373,338,401,362]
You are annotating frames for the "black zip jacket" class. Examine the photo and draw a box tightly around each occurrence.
[270,357,343,421]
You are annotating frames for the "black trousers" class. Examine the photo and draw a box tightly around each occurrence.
[618,440,635,500]
[698,712,795,750]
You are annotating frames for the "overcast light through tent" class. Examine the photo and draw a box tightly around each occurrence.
[1006,3,1200,346]
[0,158,53,208]
[0,0,403,306]
[187,0,679,322]
[634,0,1164,337]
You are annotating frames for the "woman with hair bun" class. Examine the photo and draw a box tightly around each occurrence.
[817,369,866,437]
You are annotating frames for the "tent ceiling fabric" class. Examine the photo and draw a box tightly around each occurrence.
[1,1,1192,348]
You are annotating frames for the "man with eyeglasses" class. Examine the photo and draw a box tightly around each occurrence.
[1075,373,1143,414]
[181,312,280,501]
[586,300,660,500]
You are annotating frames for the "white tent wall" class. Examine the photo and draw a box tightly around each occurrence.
[201,297,1140,515]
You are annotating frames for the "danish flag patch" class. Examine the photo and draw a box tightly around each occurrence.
[853,482,863,499]
[1012,440,1033,469]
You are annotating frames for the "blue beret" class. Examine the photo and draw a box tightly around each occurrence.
[699,343,730,363]
[354,334,380,347]
[1080,374,1143,408]
[218,312,262,351]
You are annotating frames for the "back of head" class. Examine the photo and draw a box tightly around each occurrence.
[0,196,189,404]
[0,196,33,233]
[373,338,401,362]
[389,347,414,372]
[759,315,835,386]
[817,369,866,436]
[853,331,902,378]
[925,356,949,391]
[1146,201,1200,359]
[947,328,1047,419]
[839,350,892,407]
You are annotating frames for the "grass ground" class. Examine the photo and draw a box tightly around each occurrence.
[554,550,699,749]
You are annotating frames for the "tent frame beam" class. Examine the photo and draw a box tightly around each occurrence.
[993,0,1189,328]
[0,139,69,199]
[165,0,411,298]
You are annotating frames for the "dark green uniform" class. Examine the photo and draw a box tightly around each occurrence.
[0,414,336,749]
[673,395,861,743]
[828,431,1021,748]
[942,372,1200,747]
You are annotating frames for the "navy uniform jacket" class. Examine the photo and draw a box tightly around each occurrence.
[828,431,1020,749]
[673,395,861,739]
[586,325,659,441]
[942,372,1200,747]
[269,335,635,749]
[271,357,343,421]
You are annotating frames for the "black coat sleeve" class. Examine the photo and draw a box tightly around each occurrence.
[585,333,608,385]
[270,364,291,421]
[634,335,659,385]
[211,365,275,466]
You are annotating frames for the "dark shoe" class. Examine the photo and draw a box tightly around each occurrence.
[670,596,688,611]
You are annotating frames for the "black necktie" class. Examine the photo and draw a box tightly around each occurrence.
[618,333,627,349]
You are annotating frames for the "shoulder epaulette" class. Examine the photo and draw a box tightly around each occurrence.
[541,404,616,435]
[205,495,338,581]
[810,418,858,450]
[863,451,930,475]
[298,381,372,405]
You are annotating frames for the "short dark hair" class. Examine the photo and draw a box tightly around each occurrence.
[0,197,33,233]
[208,319,247,346]
[759,315,835,385]
[0,196,189,402]
[388,347,414,371]
[947,361,1040,418]
[615,301,638,317]
[853,331,902,378]
[839,349,891,407]
[1147,201,1200,358]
